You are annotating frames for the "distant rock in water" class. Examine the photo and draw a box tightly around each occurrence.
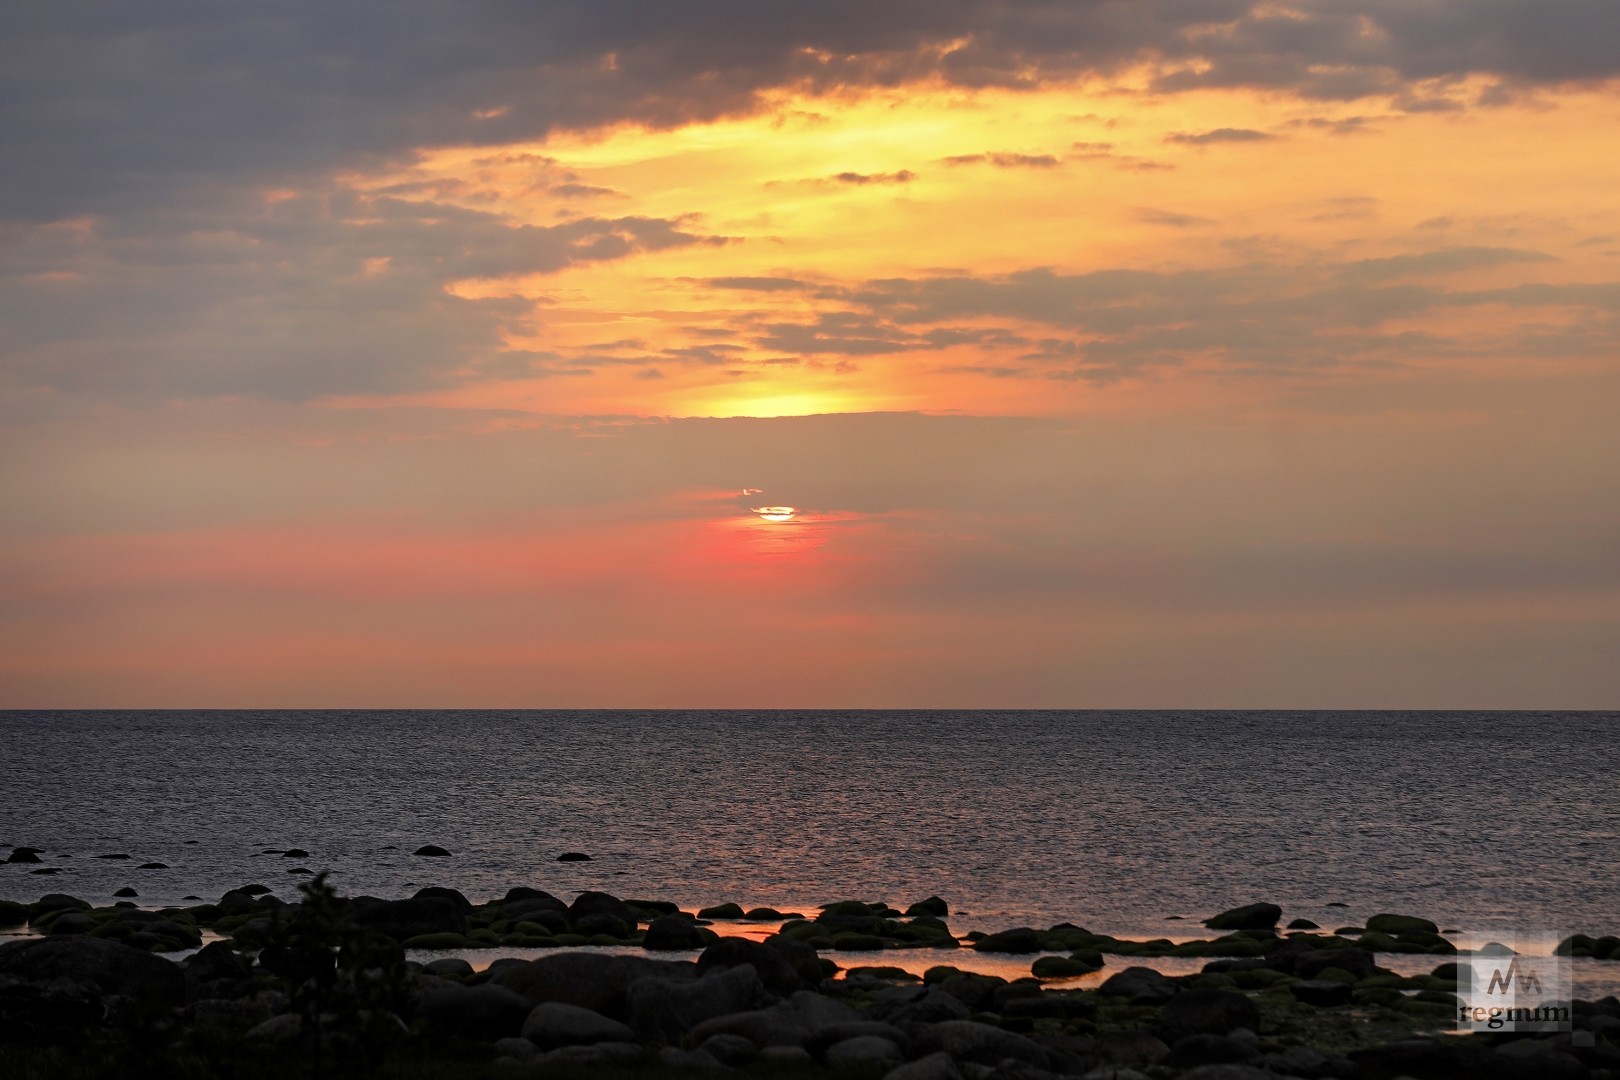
[414,844,452,857]
[93,853,132,860]
[557,852,591,862]
[138,862,168,870]
[29,867,63,875]
[5,847,44,864]
[281,848,309,858]
[113,887,138,898]
[1288,918,1321,930]
[1203,902,1281,930]
[906,896,949,918]
[287,867,312,875]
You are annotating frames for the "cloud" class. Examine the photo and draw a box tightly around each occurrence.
[940,152,1061,168]
[1165,128,1277,145]
[829,170,917,185]
[1133,207,1211,227]
[707,276,814,291]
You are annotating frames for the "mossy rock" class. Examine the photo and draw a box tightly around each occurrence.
[1187,972,1238,991]
[1230,968,1292,990]
[1365,913,1438,936]
[924,965,965,983]
[467,929,500,946]
[698,903,745,919]
[89,922,134,940]
[0,901,28,928]
[1313,966,1360,985]
[502,934,556,947]
[1395,996,1456,1020]
[847,966,920,982]
[1356,973,1412,990]
[1032,955,1099,979]
[1355,931,1402,952]
[831,932,886,951]
[1354,987,1406,1008]
[400,932,472,949]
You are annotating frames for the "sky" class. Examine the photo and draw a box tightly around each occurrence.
[2,1,1617,708]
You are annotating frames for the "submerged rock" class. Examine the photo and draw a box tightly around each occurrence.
[412,845,451,857]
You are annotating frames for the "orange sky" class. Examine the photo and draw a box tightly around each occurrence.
[2,4,1618,706]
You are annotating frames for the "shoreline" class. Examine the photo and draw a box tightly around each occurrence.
[3,874,1618,1079]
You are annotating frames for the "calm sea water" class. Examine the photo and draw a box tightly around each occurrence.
[2,711,1616,940]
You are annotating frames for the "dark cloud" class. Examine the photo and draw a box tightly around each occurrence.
[1165,128,1277,145]
[1133,207,1211,227]
[11,2,1609,223]
[707,276,813,291]
[829,170,917,185]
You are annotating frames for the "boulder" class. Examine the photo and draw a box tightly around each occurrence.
[1098,966,1181,1004]
[883,1051,964,1080]
[113,887,138,898]
[697,936,805,996]
[556,852,591,862]
[1164,1033,1259,1069]
[689,1007,811,1048]
[280,849,308,859]
[1294,947,1376,980]
[1203,904,1281,931]
[1287,918,1320,930]
[805,1020,910,1058]
[353,896,467,942]
[628,963,773,1043]
[568,890,637,927]
[0,936,185,1006]
[1290,979,1355,1007]
[521,1001,636,1049]
[412,886,472,912]
[1365,913,1438,935]
[415,983,533,1041]
[763,934,823,985]
[910,1020,1052,1068]
[1157,989,1260,1044]
[574,913,631,938]
[183,941,252,1000]
[491,952,690,1017]
[698,902,745,919]
[699,1032,758,1065]
[825,1035,904,1070]
[412,845,451,857]
[973,927,1043,953]
[906,896,950,918]
[423,957,474,980]
[538,1041,643,1067]
[5,848,44,864]
[644,915,707,951]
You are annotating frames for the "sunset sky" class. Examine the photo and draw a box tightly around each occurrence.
[3,1,1617,707]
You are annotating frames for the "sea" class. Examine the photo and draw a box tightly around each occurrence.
[3,710,1615,943]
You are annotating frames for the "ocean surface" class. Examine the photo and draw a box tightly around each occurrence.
[2,711,1616,941]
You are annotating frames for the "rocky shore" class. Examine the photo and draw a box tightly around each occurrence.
[2,875,1618,1079]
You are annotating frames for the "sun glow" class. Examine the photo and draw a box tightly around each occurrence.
[750,506,799,523]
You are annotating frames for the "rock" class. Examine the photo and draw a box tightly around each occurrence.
[48,913,97,935]
[743,907,789,921]
[911,1019,1052,1069]
[280,849,308,858]
[423,957,474,980]
[556,852,591,861]
[1290,979,1354,1007]
[413,886,472,912]
[1349,1036,1502,1079]
[5,848,44,864]
[1175,1066,1275,1080]
[0,901,29,927]
[574,913,631,938]
[28,868,62,875]
[491,952,691,1017]
[698,1032,758,1065]
[974,927,1043,953]
[184,941,252,999]
[658,1045,725,1071]
[1032,955,1100,978]
[884,1051,965,1080]
[503,886,564,906]
[537,1041,643,1067]
[689,1007,810,1048]
[825,1035,904,1070]
[520,1001,636,1049]
[568,890,637,927]
[628,963,773,1043]
[412,845,451,857]
[1157,989,1261,1044]
[886,987,973,1025]
[353,896,467,941]
[0,936,186,1006]
[805,1021,910,1058]
[776,988,858,1029]
[1287,918,1320,930]
[416,983,534,1041]
[1203,903,1281,931]
[1294,946,1376,980]
[137,862,168,870]
[698,902,745,919]
[1164,1034,1258,1069]
[761,939,822,990]
[906,896,950,918]
[94,853,132,860]
[762,1045,814,1068]
[1092,1032,1170,1068]
[698,936,805,996]
[492,1036,539,1062]
[1098,966,1180,1004]
[113,887,138,898]
[644,914,707,950]
[1365,912,1438,935]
